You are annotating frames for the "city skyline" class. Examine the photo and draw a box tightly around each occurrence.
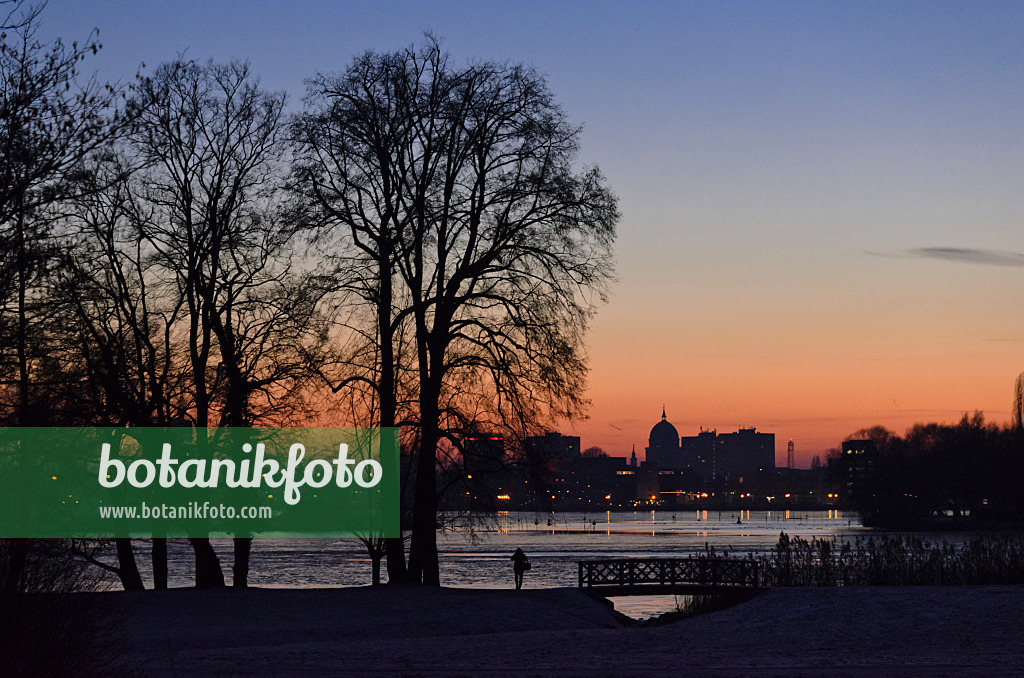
[43,1,1024,464]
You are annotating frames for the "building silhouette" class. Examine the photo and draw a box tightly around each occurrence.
[462,434,505,510]
[525,431,580,462]
[643,409,775,486]
[840,438,876,505]
[446,415,806,511]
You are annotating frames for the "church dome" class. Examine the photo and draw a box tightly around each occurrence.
[649,408,679,449]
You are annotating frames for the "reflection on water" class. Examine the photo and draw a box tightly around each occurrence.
[114,509,984,618]
[607,595,685,620]
[435,509,862,616]
[116,510,864,618]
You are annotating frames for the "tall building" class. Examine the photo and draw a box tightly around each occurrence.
[682,429,715,479]
[714,428,775,483]
[525,432,580,462]
[840,439,876,505]
[521,431,582,508]
[463,434,505,510]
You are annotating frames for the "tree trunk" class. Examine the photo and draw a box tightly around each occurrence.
[187,425,225,587]
[3,539,29,593]
[152,537,167,589]
[408,391,440,585]
[376,242,406,585]
[114,538,144,591]
[371,554,382,586]
[232,537,251,588]
[15,210,31,426]
[6,213,32,595]
[385,537,406,584]
[189,538,225,588]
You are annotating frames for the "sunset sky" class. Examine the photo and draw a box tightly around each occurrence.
[45,1,1024,465]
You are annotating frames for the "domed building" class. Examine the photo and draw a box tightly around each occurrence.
[643,407,774,487]
[645,407,680,468]
[645,407,713,478]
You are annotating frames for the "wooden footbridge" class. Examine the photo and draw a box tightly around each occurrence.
[577,557,759,597]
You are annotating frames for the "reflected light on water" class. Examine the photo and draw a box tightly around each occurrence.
[105,509,887,616]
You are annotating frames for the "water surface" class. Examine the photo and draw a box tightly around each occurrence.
[118,509,869,617]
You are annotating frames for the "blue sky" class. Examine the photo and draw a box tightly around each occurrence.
[40,1,1024,461]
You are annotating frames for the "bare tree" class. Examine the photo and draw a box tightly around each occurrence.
[127,58,308,587]
[296,38,617,585]
[0,0,35,32]
[292,47,427,583]
[0,1,134,593]
[0,1,132,424]
[57,156,185,427]
[53,155,188,589]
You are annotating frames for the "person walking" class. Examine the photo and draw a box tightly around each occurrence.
[511,547,530,589]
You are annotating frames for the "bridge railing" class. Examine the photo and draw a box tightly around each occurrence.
[577,558,759,589]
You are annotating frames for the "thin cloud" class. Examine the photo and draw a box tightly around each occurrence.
[867,247,1024,267]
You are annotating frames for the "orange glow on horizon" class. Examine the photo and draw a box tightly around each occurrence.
[563,298,1020,466]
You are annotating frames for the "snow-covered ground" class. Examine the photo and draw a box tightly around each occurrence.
[42,585,1024,676]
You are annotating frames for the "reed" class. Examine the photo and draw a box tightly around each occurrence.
[713,531,1024,586]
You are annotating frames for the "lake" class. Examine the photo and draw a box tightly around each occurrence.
[117,509,878,618]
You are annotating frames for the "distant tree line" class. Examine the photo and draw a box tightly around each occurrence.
[0,2,617,591]
[833,413,1024,528]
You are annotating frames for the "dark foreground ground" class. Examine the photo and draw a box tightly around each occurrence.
[4,585,1023,676]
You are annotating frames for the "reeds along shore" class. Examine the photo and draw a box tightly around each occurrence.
[714,532,1024,587]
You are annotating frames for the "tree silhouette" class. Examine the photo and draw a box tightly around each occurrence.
[0,0,135,594]
[1013,372,1024,430]
[296,37,617,584]
[292,47,423,581]
[0,0,134,425]
[125,58,319,587]
[1,19,619,591]
[842,413,1024,527]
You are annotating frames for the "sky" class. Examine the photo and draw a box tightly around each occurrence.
[39,1,1024,466]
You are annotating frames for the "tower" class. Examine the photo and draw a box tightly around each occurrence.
[787,439,795,469]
